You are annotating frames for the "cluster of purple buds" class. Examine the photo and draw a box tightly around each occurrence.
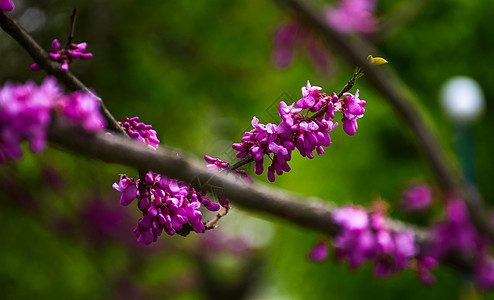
[114,118,227,245]
[31,39,93,72]
[204,155,254,208]
[113,172,220,245]
[425,198,494,289]
[331,206,420,278]
[119,116,160,150]
[233,80,365,182]
[0,77,104,162]
[0,0,14,11]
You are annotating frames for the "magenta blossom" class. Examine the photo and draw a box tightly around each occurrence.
[308,241,329,262]
[113,171,221,245]
[326,0,378,34]
[31,39,93,72]
[119,116,160,150]
[112,175,138,206]
[0,77,60,162]
[341,90,366,136]
[271,20,331,72]
[59,91,106,132]
[331,206,418,276]
[0,0,14,11]
[233,80,366,182]
[0,77,104,162]
[401,183,433,212]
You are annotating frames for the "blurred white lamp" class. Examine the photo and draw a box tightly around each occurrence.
[439,76,485,124]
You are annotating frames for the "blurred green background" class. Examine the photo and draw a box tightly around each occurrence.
[1,0,493,299]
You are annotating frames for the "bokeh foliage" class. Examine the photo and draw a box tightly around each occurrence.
[1,0,494,298]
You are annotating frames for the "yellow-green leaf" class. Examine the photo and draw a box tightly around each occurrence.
[367,55,388,65]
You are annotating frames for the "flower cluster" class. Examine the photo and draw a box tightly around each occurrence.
[0,0,14,11]
[326,0,378,34]
[118,116,160,150]
[0,77,104,162]
[232,80,365,182]
[204,155,254,208]
[31,39,93,72]
[114,119,227,245]
[332,206,419,277]
[113,172,221,245]
[426,198,494,289]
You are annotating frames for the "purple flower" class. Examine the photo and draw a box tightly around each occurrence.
[271,21,300,68]
[416,256,437,286]
[114,170,221,245]
[331,205,418,277]
[112,175,138,206]
[0,0,14,11]
[374,230,417,277]
[341,90,366,136]
[426,198,487,260]
[326,0,378,34]
[401,184,433,212]
[119,117,160,150]
[308,241,329,262]
[59,91,106,132]
[0,77,60,162]
[475,258,494,290]
[31,39,93,72]
[232,81,364,181]
[271,21,330,72]
[296,80,322,109]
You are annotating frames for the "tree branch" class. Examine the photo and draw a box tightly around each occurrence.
[47,120,485,274]
[273,0,494,240]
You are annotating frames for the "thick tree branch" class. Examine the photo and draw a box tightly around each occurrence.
[273,0,494,240]
[0,11,124,134]
[48,120,342,236]
[47,121,485,274]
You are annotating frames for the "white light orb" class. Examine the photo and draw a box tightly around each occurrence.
[440,76,485,124]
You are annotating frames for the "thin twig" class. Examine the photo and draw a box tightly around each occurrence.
[0,11,124,134]
[205,207,230,230]
[64,8,77,49]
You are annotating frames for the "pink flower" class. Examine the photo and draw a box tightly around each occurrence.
[326,0,378,34]
[60,91,106,132]
[0,0,14,11]
[308,241,329,262]
[31,39,93,72]
[401,184,433,212]
[0,77,60,161]
[271,21,331,72]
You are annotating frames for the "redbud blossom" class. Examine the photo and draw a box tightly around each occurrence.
[326,0,378,34]
[401,184,433,212]
[0,0,14,11]
[331,206,418,276]
[31,39,93,72]
[233,80,365,182]
[271,21,330,72]
[0,77,104,163]
[308,241,329,262]
[113,172,221,245]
